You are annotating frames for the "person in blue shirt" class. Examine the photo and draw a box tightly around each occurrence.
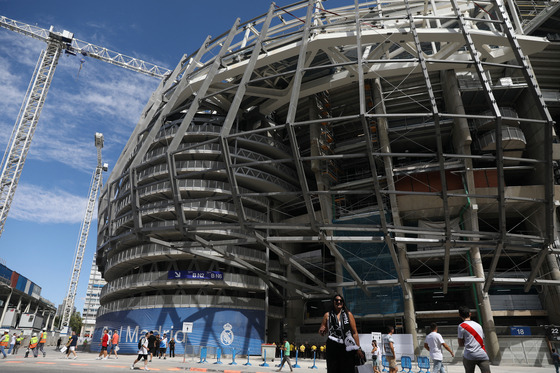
[158,333,168,359]
[552,348,560,373]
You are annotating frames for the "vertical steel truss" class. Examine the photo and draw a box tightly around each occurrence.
[0,42,61,237]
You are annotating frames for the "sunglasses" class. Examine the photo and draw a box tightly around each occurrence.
[334,299,343,304]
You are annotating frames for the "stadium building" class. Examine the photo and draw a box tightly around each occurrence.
[93,0,560,361]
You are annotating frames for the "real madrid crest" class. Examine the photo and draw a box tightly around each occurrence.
[220,323,234,346]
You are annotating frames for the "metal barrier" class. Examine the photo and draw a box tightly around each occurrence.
[309,350,318,369]
[293,349,302,368]
[400,355,412,372]
[417,356,430,373]
[198,347,208,363]
[259,348,270,367]
[381,355,389,372]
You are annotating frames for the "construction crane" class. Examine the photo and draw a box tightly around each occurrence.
[60,133,108,334]
[0,15,171,333]
[0,14,171,239]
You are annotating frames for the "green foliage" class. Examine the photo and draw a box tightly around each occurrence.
[54,315,61,329]
[69,312,83,335]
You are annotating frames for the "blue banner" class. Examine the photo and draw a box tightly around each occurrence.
[91,307,264,355]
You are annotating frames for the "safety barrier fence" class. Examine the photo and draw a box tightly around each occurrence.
[188,347,322,369]
[381,355,431,373]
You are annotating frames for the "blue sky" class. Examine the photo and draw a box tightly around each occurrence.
[0,0,322,314]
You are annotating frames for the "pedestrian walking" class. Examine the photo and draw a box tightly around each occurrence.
[0,330,9,359]
[109,330,119,359]
[148,331,157,362]
[38,329,47,357]
[153,333,160,360]
[318,294,364,373]
[424,322,454,373]
[552,348,560,373]
[13,333,24,355]
[276,335,293,372]
[56,337,61,351]
[131,331,150,371]
[458,305,491,373]
[97,329,109,360]
[169,338,175,358]
[25,333,39,358]
[8,332,16,355]
[382,326,397,373]
[158,333,167,359]
[66,330,78,360]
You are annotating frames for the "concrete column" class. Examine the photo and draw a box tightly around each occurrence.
[373,78,419,352]
[440,70,500,363]
[0,289,13,327]
[515,89,560,323]
[45,312,52,331]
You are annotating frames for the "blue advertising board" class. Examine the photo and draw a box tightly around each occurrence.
[167,271,224,280]
[510,326,531,336]
[91,306,264,355]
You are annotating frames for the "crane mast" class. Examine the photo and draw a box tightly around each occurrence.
[0,32,66,238]
[0,15,171,239]
[0,15,170,333]
[60,133,107,333]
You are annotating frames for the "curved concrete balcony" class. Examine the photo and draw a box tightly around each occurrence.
[113,179,269,218]
[135,160,297,192]
[98,294,266,316]
[153,121,292,158]
[110,219,251,242]
[113,199,267,230]
[475,107,521,131]
[144,143,298,183]
[100,271,266,303]
[104,244,267,280]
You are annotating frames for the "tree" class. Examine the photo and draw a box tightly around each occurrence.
[54,315,61,330]
[69,312,83,335]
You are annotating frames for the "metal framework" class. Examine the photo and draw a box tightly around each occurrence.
[0,15,171,240]
[60,133,107,332]
[95,0,560,354]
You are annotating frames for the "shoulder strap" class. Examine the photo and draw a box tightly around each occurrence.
[460,322,486,351]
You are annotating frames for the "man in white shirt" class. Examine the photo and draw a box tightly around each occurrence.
[131,331,151,371]
[382,326,397,373]
[424,322,454,373]
[457,306,491,373]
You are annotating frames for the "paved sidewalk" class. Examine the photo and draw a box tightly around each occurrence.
[0,350,557,372]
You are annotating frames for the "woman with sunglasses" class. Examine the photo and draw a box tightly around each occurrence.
[319,294,364,373]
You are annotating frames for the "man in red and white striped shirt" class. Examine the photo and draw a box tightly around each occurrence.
[457,306,491,373]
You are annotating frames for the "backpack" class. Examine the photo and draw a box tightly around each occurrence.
[138,337,144,350]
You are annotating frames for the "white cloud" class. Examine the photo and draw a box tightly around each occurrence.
[10,183,91,224]
[0,28,160,174]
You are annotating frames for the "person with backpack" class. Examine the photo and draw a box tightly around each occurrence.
[131,331,151,371]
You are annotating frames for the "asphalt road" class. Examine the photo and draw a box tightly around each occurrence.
[0,350,557,373]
